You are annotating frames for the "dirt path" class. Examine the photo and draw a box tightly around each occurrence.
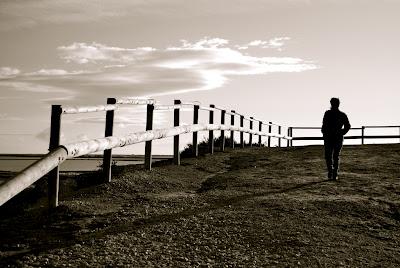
[1,144,400,267]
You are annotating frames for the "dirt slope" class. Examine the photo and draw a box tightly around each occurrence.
[1,144,400,267]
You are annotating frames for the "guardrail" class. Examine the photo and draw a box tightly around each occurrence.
[290,125,400,145]
[0,98,291,209]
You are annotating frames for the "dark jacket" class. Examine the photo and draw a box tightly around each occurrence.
[322,109,351,138]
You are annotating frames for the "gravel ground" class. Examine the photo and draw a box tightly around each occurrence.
[1,144,400,267]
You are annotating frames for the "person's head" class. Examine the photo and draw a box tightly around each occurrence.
[330,97,340,110]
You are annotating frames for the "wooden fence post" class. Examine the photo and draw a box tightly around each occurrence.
[220,109,226,152]
[268,122,272,148]
[173,99,181,165]
[249,117,253,147]
[240,115,244,148]
[48,104,62,209]
[287,127,291,147]
[230,110,235,149]
[209,104,215,154]
[144,103,154,170]
[193,105,199,157]
[278,125,282,147]
[289,127,293,147]
[258,121,262,147]
[361,126,365,145]
[103,97,116,183]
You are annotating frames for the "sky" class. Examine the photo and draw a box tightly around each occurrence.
[0,0,399,154]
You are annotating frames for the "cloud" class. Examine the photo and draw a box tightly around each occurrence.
[2,37,317,101]
[0,67,20,79]
[0,82,75,113]
[235,37,291,51]
[267,37,291,49]
[169,38,230,50]
[58,42,155,64]
[26,69,86,76]
[248,40,268,47]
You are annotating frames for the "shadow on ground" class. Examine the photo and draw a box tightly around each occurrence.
[1,144,400,267]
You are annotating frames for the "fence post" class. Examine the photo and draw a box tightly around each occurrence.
[173,99,181,165]
[103,97,116,183]
[278,125,282,147]
[48,104,62,209]
[249,117,253,147]
[289,127,293,147]
[259,121,262,147]
[287,128,290,147]
[209,104,215,154]
[144,103,154,170]
[268,122,272,147]
[193,105,199,157]
[230,110,235,149]
[361,126,365,145]
[240,115,244,148]
[220,109,226,152]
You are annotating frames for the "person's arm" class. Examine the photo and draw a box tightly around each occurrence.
[321,111,328,134]
[342,113,351,135]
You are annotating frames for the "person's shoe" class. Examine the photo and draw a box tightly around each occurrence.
[332,170,338,180]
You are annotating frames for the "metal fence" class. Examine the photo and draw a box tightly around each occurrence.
[290,125,400,145]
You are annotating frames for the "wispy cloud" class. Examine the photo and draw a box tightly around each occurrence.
[0,81,75,115]
[0,35,318,119]
[26,69,86,76]
[268,37,291,49]
[58,42,155,64]
[235,37,291,51]
[170,38,230,50]
[1,37,317,100]
[0,67,20,79]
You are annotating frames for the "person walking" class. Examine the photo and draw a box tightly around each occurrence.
[322,98,351,180]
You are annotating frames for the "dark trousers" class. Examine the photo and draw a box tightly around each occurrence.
[324,136,343,172]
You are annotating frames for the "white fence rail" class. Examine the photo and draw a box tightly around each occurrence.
[0,98,291,209]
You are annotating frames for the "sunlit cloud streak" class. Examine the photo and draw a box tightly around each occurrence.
[3,37,318,101]
[0,67,20,79]
[235,37,291,51]
[58,42,155,64]
[26,69,87,76]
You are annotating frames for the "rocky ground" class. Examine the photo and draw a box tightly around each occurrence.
[1,144,400,267]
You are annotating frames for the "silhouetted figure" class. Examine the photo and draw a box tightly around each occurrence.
[322,98,351,180]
